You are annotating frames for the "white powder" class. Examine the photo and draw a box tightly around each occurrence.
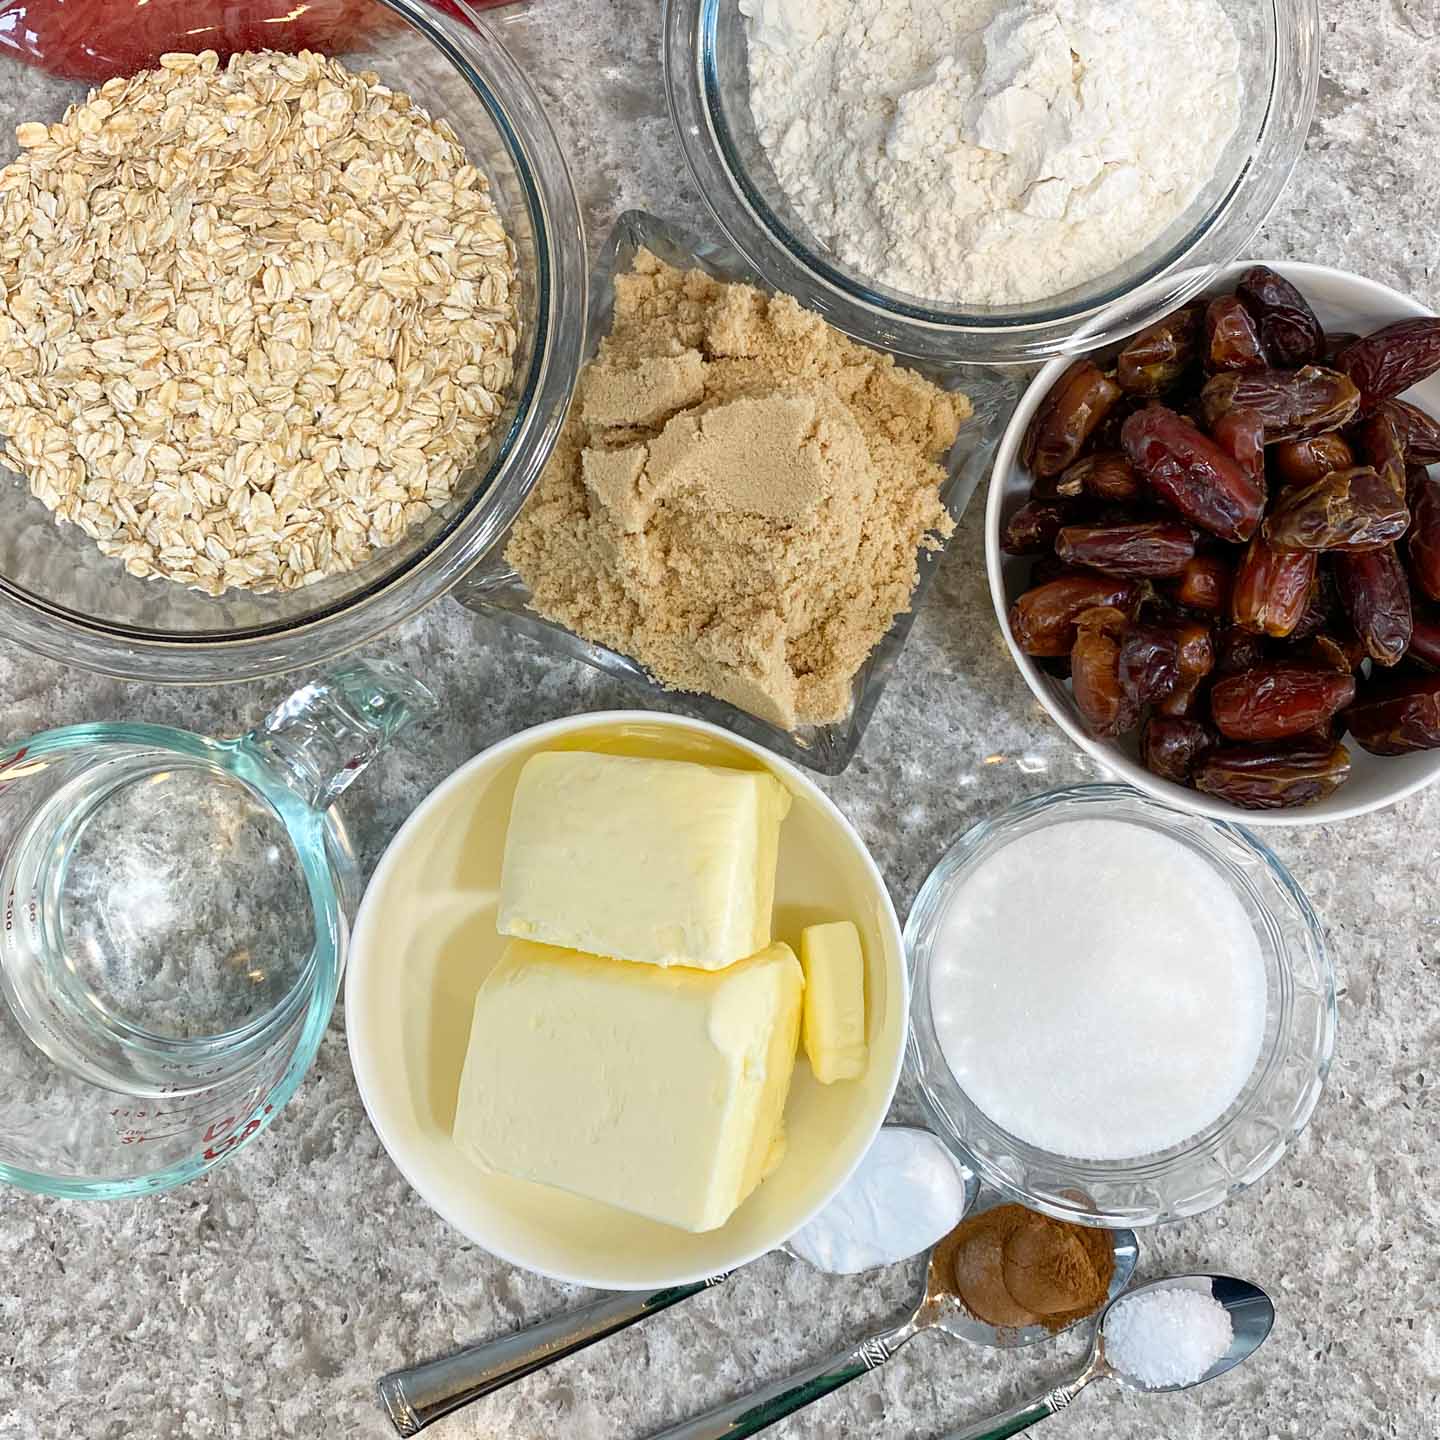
[1104,1284,1235,1388]
[928,819,1267,1159]
[739,0,1244,306]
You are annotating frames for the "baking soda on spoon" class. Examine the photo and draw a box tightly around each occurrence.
[929,819,1267,1159]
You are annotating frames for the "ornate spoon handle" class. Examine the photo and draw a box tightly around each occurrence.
[943,1369,1097,1440]
[647,1318,918,1440]
[377,1276,731,1436]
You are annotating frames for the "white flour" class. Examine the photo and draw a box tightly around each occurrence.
[738,0,1244,307]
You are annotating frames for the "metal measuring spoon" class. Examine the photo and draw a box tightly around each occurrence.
[377,1126,977,1436]
[943,1273,1275,1440]
[643,1203,1140,1440]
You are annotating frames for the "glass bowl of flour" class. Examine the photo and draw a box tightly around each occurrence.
[663,0,1319,364]
[904,784,1336,1227]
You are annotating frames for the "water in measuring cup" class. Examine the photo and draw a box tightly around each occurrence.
[1,754,317,1097]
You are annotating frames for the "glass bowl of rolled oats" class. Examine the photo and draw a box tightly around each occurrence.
[0,0,586,681]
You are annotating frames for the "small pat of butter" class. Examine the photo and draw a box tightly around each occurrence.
[497,751,792,969]
[799,921,868,1084]
[453,939,804,1233]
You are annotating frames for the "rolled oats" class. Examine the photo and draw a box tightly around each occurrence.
[0,49,519,596]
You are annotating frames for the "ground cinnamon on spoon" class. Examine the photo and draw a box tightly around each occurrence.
[936,1203,1114,1331]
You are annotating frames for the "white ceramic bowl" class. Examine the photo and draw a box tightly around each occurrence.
[988,261,1440,826]
[346,712,908,1289]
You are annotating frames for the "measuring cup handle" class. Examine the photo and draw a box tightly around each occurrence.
[241,659,437,811]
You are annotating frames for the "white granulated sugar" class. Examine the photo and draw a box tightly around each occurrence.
[928,819,1267,1160]
[739,0,1244,306]
[1104,1284,1235,1388]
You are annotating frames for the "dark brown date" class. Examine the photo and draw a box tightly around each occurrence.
[1009,575,1141,657]
[1381,398,1440,465]
[1407,471,1440,601]
[1205,296,1269,372]
[1154,620,1216,718]
[1408,608,1440,670]
[1040,451,1144,503]
[1071,607,1138,738]
[1199,366,1362,443]
[1055,521,1196,578]
[1141,715,1212,784]
[1271,434,1355,489]
[1024,361,1123,478]
[1215,627,1269,675]
[1171,552,1233,612]
[1193,739,1352,810]
[1211,407,1266,487]
[1304,632,1366,674]
[1352,410,1407,497]
[1119,624,1181,705]
[1115,305,1204,395]
[1343,674,1440,755]
[1264,467,1409,552]
[1002,501,1072,556]
[1236,266,1324,368]
[1334,318,1440,413]
[1334,546,1413,666]
[1210,662,1356,742]
[1230,536,1317,636]
[1121,405,1265,543]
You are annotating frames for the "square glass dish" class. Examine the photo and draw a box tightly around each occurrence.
[451,210,1019,773]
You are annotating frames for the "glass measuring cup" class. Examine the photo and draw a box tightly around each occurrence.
[0,659,435,1199]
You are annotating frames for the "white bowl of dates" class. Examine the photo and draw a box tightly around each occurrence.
[987,261,1440,823]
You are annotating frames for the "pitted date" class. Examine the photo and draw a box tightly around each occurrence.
[1154,620,1216,718]
[1263,467,1409,552]
[1071,607,1137,738]
[1344,674,1440,755]
[1235,266,1324,367]
[1121,405,1265,543]
[1334,318,1440,413]
[1055,521,1196,577]
[1009,575,1142,656]
[1036,451,1143,503]
[1193,739,1352,810]
[1141,715,1212,784]
[1024,361,1123,478]
[1119,624,1181,705]
[1210,663,1356,742]
[1199,365,1361,443]
[1352,410,1407,497]
[1115,305,1204,395]
[1334,546,1413,665]
[1406,471,1440,601]
[1205,296,1268,372]
[1303,632,1365,674]
[1381,398,1440,465]
[1230,537,1316,636]
[1272,434,1355,489]
[1171,552,1233,612]
[1002,501,1073,556]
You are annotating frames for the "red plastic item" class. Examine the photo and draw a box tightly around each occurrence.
[0,0,516,83]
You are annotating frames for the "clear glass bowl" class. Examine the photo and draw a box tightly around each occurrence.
[453,210,1020,774]
[0,0,586,682]
[906,784,1336,1228]
[662,0,1320,364]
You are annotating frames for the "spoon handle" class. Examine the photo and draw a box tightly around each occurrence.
[646,1318,917,1440]
[942,1372,1095,1440]
[377,1275,733,1436]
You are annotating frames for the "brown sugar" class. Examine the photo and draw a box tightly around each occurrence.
[936,1203,1115,1332]
[505,250,970,730]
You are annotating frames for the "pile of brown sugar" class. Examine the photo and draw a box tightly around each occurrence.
[505,250,971,730]
[936,1203,1115,1331]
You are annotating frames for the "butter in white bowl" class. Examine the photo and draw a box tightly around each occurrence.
[496,750,791,968]
[453,937,804,1233]
[799,921,868,1084]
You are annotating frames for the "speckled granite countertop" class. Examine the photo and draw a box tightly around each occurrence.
[1,2,1438,1437]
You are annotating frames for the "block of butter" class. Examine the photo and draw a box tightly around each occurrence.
[799,921,868,1084]
[453,939,804,1232]
[497,751,792,969]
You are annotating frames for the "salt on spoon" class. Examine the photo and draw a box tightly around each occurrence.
[939,1274,1274,1440]
[378,1125,976,1436]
